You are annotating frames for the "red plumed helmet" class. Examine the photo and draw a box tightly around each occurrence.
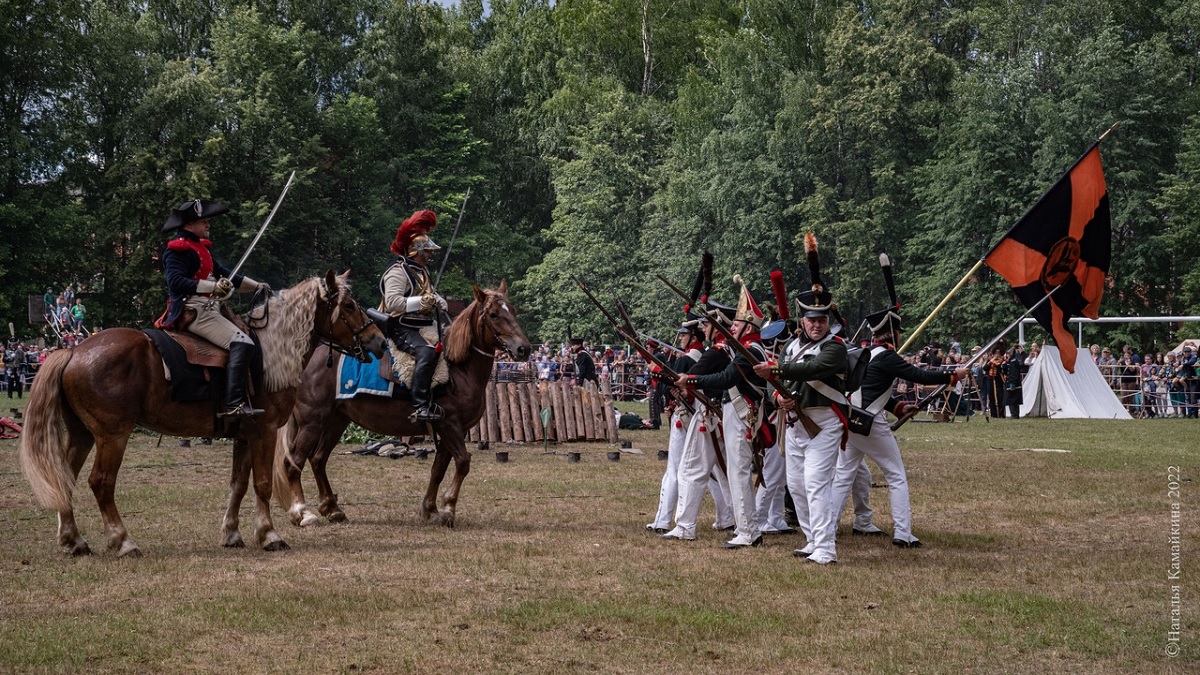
[391,209,439,256]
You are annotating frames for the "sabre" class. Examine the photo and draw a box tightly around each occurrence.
[229,170,296,279]
[435,187,471,288]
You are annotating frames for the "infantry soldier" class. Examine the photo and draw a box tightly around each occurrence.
[754,233,846,565]
[829,259,967,549]
[679,277,770,549]
[156,199,270,417]
[571,338,599,387]
[646,311,706,533]
[661,299,736,541]
[381,209,448,422]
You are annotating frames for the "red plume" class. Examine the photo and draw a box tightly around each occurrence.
[770,270,789,321]
[391,209,438,256]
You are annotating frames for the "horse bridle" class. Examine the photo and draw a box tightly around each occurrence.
[474,294,519,359]
[317,280,375,363]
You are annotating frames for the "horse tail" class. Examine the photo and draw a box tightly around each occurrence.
[19,349,77,513]
[272,411,299,512]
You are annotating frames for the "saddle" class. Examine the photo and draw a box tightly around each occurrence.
[362,309,449,388]
[143,308,261,403]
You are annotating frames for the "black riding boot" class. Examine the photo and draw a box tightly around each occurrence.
[220,342,264,417]
[410,345,443,421]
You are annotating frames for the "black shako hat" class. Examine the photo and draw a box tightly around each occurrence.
[163,199,229,233]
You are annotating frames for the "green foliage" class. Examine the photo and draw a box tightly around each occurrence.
[1,0,1199,351]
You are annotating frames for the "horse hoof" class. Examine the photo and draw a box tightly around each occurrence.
[440,511,456,529]
[298,512,320,528]
[116,541,142,558]
[263,539,290,552]
[222,533,246,548]
[64,541,92,556]
[326,510,347,524]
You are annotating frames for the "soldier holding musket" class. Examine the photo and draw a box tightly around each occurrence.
[661,300,737,542]
[752,234,846,565]
[677,277,771,549]
[828,254,967,551]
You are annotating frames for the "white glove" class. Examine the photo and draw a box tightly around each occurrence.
[213,277,234,300]
[257,281,272,295]
[435,296,448,313]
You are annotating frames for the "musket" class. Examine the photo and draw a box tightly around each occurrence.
[229,170,296,279]
[655,272,820,436]
[434,187,470,288]
[573,278,720,416]
[609,293,728,475]
[638,332,686,357]
[702,310,822,438]
[890,285,1063,431]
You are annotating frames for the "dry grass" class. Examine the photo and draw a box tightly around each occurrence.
[0,396,1194,674]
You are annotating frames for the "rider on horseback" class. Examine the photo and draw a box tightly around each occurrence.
[156,199,270,418]
[381,209,448,422]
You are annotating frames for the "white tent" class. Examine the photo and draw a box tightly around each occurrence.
[1020,346,1132,419]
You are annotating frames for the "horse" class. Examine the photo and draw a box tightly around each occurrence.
[273,281,531,528]
[19,270,387,557]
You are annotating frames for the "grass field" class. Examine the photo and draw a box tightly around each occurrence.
[1,395,1194,673]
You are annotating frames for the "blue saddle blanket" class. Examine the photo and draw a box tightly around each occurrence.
[336,352,396,399]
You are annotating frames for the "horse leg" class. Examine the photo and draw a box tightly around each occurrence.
[220,440,252,548]
[311,434,347,523]
[57,421,95,556]
[249,432,288,551]
[435,434,472,528]
[87,433,141,557]
[277,428,317,528]
[421,436,458,527]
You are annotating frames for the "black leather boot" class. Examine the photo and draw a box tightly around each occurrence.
[409,345,443,421]
[219,342,264,417]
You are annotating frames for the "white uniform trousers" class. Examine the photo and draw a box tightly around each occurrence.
[721,401,760,542]
[754,441,790,532]
[830,412,916,543]
[672,409,728,538]
[849,459,876,531]
[648,409,687,529]
[786,407,843,562]
[709,472,734,530]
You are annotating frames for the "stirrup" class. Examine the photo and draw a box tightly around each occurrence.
[219,403,265,418]
[412,404,444,422]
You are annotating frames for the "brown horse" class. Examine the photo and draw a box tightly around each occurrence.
[274,281,531,527]
[19,270,386,557]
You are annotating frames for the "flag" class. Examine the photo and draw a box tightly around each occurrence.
[984,144,1111,373]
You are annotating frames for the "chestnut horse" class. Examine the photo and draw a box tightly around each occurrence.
[274,282,530,527]
[20,270,386,557]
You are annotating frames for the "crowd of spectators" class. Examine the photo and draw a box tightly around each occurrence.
[1088,342,1199,418]
[41,283,90,349]
[1,341,56,398]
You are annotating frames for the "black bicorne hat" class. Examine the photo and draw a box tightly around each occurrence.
[163,199,229,233]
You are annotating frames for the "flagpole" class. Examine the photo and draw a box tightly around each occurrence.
[902,122,1119,353]
[898,259,984,353]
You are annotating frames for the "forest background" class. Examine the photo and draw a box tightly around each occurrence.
[2,0,1199,351]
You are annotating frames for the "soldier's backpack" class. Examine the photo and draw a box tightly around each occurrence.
[845,345,889,436]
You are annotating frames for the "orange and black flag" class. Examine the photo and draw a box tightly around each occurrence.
[984,143,1111,373]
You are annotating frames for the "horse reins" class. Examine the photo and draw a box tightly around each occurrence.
[316,280,374,365]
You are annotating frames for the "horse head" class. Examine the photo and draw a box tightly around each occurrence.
[472,280,531,362]
[318,269,387,363]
